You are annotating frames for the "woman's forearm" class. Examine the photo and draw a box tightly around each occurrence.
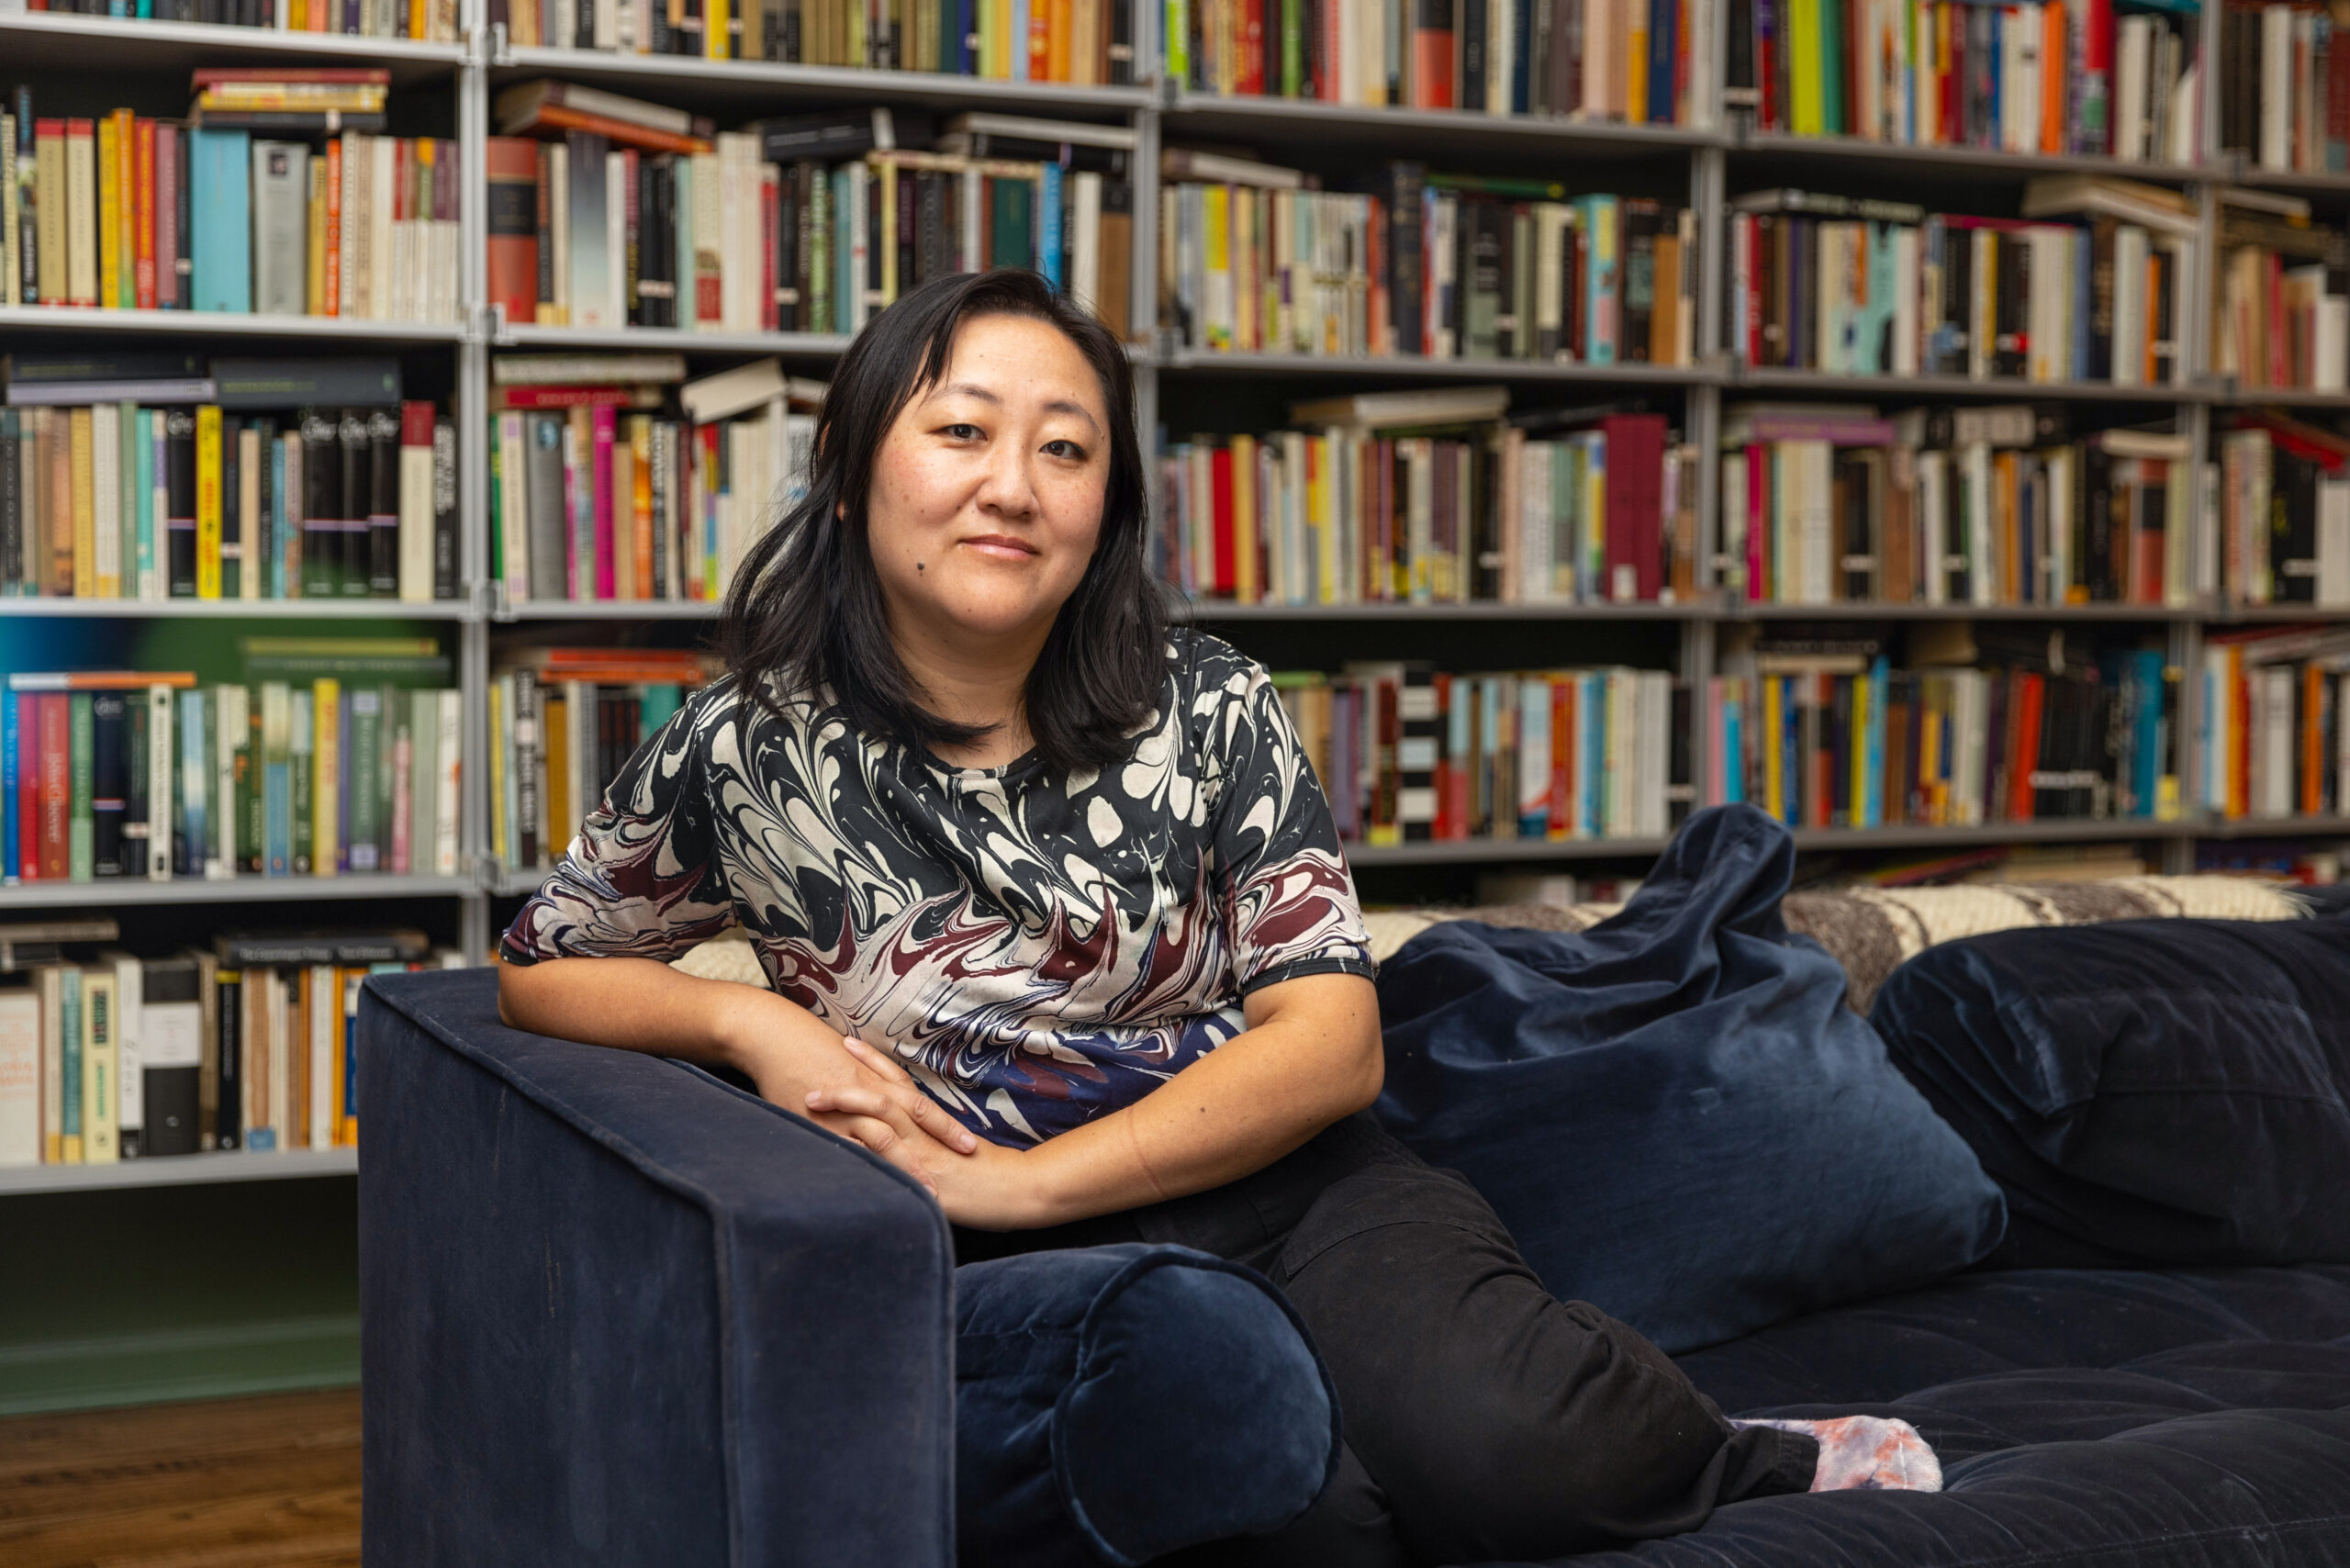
[1020,973,1383,1227]
[498,954,782,1070]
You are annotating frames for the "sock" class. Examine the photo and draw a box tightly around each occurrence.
[1731,1416,1943,1494]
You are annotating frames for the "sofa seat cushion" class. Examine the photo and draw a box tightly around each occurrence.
[1542,1266,2350,1568]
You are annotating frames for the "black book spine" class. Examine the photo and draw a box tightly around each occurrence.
[166,409,198,596]
[1109,0,1132,82]
[91,691,128,878]
[1460,0,1486,112]
[252,416,276,599]
[535,145,555,324]
[301,410,341,598]
[340,410,372,598]
[1390,162,1425,357]
[368,409,400,597]
[1841,454,1872,600]
[125,696,149,880]
[433,417,458,600]
[13,94,33,305]
[214,969,242,1152]
[220,416,241,601]
[1622,199,1659,364]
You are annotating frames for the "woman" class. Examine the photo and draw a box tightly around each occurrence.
[498,268,1939,1566]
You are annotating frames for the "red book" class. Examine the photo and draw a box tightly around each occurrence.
[1414,0,1455,110]
[36,695,68,882]
[757,159,777,333]
[1210,445,1236,596]
[324,138,344,318]
[592,404,617,600]
[2009,673,2045,822]
[2077,0,2112,154]
[133,118,156,309]
[1548,678,1572,837]
[1241,0,1266,95]
[1600,413,1667,601]
[2305,662,2325,816]
[14,702,38,881]
[485,138,541,328]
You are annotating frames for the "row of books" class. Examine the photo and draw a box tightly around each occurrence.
[2,657,464,886]
[1158,388,1700,604]
[2216,417,2350,610]
[1272,663,1691,846]
[2199,622,2350,820]
[2221,2,2350,174]
[1707,625,2179,827]
[1,82,462,320]
[487,109,1138,338]
[1729,182,2198,386]
[1164,162,1695,364]
[487,0,1134,80]
[1720,402,2199,610]
[487,649,714,871]
[0,928,463,1170]
[2211,200,2350,395]
[1,363,455,601]
[6,0,461,39]
[487,353,816,603]
[1167,0,1702,124]
[1725,0,2199,163]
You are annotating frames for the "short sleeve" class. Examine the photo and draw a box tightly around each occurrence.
[1206,659,1376,996]
[498,686,739,967]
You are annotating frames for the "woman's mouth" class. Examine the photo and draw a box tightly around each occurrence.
[960,535,1039,561]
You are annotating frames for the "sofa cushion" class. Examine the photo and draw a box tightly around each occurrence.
[1374,803,2007,1355]
[955,1244,1340,1568]
[1870,918,2350,1268]
[1543,1266,2350,1568]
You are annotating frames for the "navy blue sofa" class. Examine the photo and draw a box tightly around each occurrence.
[358,967,2350,1568]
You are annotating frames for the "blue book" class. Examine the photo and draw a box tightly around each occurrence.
[188,128,253,314]
[1574,196,1619,365]
[2131,650,2164,816]
[264,744,290,879]
[134,408,155,598]
[178,689,207,879]
[1011,0,1029,79]
[1039,162,1064,288]
[1647,0,1677,125]
[1582,673,1604,836]
[1723,694,1744,805]
[269,435,287,598]
[1865,655,1889,827]
[2,691,17,883]
[955,0,975,73]
[61,970,82,1148]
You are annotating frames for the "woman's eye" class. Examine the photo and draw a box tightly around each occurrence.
[942,423,983,440]
[1043,440,1088,460]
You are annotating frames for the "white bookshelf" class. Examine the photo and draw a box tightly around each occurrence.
[0,1147,356,1195]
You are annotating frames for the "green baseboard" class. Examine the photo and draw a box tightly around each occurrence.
[0,1314,361,1417]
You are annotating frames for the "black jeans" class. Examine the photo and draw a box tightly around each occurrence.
[953,1114,1818,1567]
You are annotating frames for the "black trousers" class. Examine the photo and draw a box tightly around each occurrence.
[953,1114,1818,1567]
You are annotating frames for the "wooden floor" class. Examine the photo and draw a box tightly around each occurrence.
[0,1389,361,1568]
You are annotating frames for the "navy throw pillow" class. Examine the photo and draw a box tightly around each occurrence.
[1375,804,2007,1354]
[1871,917,2350,1267]
[955,1243,1341,1568]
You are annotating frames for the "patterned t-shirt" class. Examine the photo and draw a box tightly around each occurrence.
[499,629,1376,1147]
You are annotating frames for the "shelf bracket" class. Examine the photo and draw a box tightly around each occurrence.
[465,19,511,68]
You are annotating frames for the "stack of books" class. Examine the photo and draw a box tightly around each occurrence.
[13,0,464,39]
[1168,0,1704,123]
[488,0,1134,81]
[2216,412,2350,610]
[1160,387,1702,605]
[1729,179,2198,386]
[1274,661,1689,846]
[1720,401,2195,609]
[2221,3,2350,174]
[1164,155,1696,364]
[1726,0,2199,162]
[1707,623,2179,830]
[2211,190,2350,396]
[0,77,462,321]
[1,353,456,602]
[2199,622,2350,822]
[487,96,1137,337]
[2,643,464,887]
[0,926,462,1170]
[489,648,717,872]
[488,353,821,605]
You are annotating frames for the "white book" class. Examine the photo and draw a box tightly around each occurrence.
[1919,449,1949,606]
[1892,226,1919,375]
[594,0,618,49]
[2045,447,2074,604]
[1968,230,1994,378]
[1797,439,1834,604]
[1072,171,1102,323]
[308,965,336,1150]
[2319,296,2350,393]
[548,140,571,320]
[145,410,169,600]
[1964,441,1994,604]
[2111,225,2148,386]
[239,423,261,600]
[2320,479,2350,609]
[341,134,368,319]
[0,991,36,1167]
[399,416,434,603]
[2197,459,2221,598]
[2026,229,2067,383]
[434,689,462,877]
[252,141,309,317]
[2115,17,2151,162]
[607,150,629,330]
[2169,62,2200,164]
[2262,5,2293,170]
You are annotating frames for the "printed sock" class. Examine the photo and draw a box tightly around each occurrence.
[1730,1415,1943,1493]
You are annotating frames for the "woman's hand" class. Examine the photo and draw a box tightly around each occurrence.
[806,1039,1044,1229]
[722,992,980,1157]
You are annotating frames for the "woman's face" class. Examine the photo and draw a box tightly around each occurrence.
[864,312,1112,647]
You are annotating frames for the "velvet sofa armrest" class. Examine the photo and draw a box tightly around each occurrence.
[357,968,954,1568]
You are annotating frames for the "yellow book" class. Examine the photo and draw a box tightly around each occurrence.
[307,161,328,315]
[116,109,136,308]
[80,969,118,1165]
[1848,672,1869,827]
[705,0,730,57]
[1626,1,1651,128]
[195,405,222,599]
[990,0,1013,76]
[1918,680,1943,824]
[878,158,898,306]
[1763,675,1785,822]
[1203,185,1230,351]
[96,114,120,310]
[70,407,95,597]
[1788,0,1826,137]
[65,119,96,307]
[313,678,341,876]
[1232,431,1258,603]
[35,122,67,306]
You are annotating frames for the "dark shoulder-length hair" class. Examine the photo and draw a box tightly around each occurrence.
[720,267,1166,774]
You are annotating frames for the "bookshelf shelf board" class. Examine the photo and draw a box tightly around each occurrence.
[2198,813,2350,840]
[1158,350,1718,385]
[2221,386,2350,410]
[1160,91,1725,157]
[491,47,1154,113]
[2203,604,2350,624]
[0,15,464,80]
[1728,367,2210,403]
[0,305,467,344]
[493,599,722,621]
[1176,599,1708,621]
[2225,167,2350,196]
[493,323,855,356]
[0,1148,357,1197]
[1727,600,2197,622]
[0,874,480,910]
[1732,131,2211,185]
[0,598,476,621]
[1787,817,2190,851]
[1346,835,1674,867]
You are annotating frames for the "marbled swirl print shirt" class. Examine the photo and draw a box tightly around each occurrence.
[500,629,1376,1147]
